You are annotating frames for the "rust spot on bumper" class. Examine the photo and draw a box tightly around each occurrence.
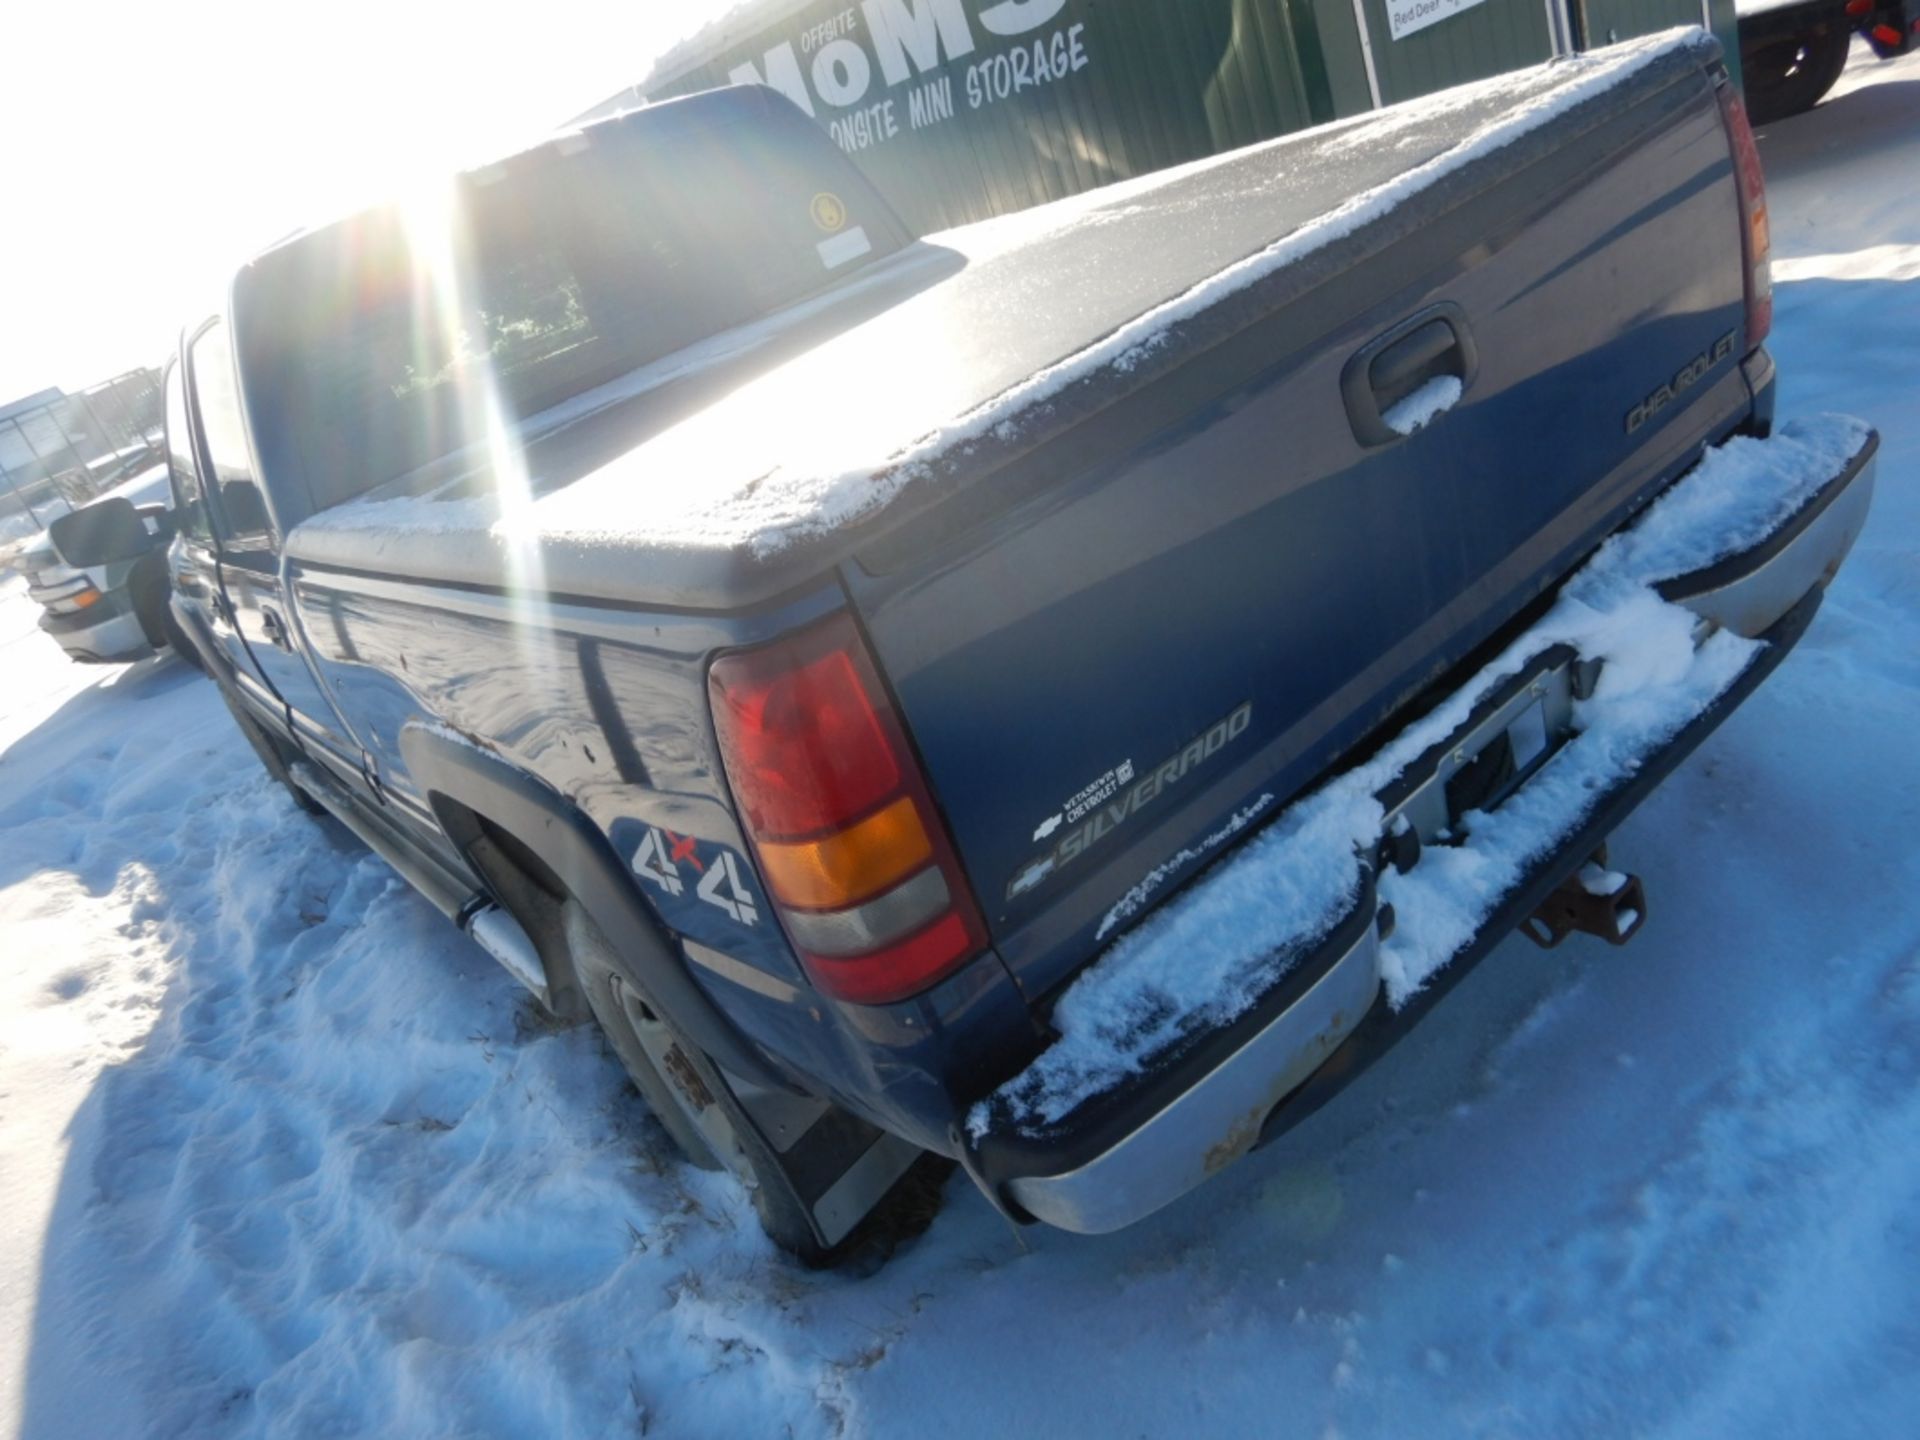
[1201,1010,1349,1175]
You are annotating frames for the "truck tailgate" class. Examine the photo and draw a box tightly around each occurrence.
[840,34,1757,1003]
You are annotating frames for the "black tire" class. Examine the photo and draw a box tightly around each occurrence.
[1743,26,1852,125]
[564,904,841,1264]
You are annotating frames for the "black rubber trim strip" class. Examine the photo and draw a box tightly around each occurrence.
[1656,428,1877,600]
[1251,582,1828,1152]
[398,721,793,1092]
[1741,347,1777,436]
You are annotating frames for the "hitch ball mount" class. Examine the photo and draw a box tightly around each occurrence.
[1521,844,1647,949]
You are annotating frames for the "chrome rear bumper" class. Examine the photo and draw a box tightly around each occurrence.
[1659,434,1877,638]
[1006,913,1379,1233]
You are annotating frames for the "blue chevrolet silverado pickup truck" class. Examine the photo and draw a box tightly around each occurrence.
[163,29,1877,1263]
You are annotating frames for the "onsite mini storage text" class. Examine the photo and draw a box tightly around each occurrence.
[724,0,1092,154]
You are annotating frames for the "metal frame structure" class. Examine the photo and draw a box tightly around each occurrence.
[0,369,163,528]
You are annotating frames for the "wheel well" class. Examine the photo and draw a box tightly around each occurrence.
[439,799,592,1025]
[399,721,792,1092]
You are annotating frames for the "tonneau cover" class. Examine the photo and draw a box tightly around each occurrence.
[288,30,1721,608]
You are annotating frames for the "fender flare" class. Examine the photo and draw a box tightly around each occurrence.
[398,720,794,1092]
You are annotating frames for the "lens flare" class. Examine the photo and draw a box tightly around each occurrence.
[394,178,555,675]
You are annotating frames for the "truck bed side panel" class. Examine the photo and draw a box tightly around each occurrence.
[290,566,1032,1151]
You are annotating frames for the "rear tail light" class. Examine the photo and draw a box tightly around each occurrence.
[1716,83,1772,350]
[710,613,988,1005]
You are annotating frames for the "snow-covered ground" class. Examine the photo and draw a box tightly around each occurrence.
[3,44,1917,1440]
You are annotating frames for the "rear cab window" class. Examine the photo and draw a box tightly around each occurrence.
[230,86,909,523]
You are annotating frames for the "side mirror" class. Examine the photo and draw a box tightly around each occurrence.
[220,480,271,537]
[48,496,153,567]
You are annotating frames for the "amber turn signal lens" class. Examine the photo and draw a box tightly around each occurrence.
[756,795,933,910]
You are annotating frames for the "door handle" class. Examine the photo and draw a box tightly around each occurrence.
[261,606,294,652]
[1341,302,1477,447]
[1372,320,1461,395]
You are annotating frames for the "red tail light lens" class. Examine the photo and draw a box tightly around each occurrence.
[801,911,978,1006]
[710,613,988,1005]
[710,638,899,839]
[1717,84,1772,350]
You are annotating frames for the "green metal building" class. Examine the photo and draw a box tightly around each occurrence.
[579,0,1739,235]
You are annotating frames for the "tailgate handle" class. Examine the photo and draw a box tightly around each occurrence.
[1342,302,1478,448]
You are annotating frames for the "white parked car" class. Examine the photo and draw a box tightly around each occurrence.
[19,463,195,665]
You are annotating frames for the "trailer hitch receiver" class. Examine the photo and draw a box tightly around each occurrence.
[1521,848,1646,948]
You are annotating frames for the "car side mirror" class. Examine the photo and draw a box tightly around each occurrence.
[48,496,153,567]
[220,479,271,537]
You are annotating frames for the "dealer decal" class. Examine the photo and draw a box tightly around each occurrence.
[1008,702,1253,901]
[809,191,848,231]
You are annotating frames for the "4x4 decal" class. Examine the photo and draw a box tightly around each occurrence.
[631,825,687,896]
[696,852,759,926]
[630,825,758,926]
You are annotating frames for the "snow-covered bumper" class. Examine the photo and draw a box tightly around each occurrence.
[961,420,1877,1234]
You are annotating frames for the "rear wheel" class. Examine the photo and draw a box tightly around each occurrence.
[564,904,942,1267]
[567,905,841,1262]
[1742,26,1852,125]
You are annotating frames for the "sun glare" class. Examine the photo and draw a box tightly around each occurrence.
[0,1,725,401]
[394,177,555,671]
